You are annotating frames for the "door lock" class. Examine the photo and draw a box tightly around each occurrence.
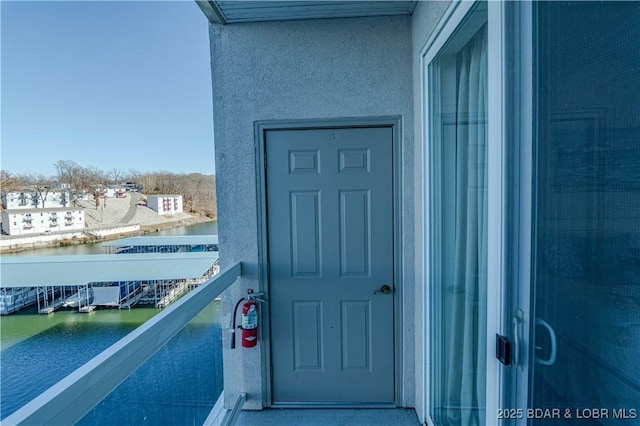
[374,285,392,295]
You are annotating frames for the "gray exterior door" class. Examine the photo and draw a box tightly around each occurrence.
[266,126,395,404]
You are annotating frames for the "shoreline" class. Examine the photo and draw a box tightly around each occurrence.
[0,215,215,255]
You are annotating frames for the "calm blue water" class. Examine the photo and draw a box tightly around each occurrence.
[0,221,224,424]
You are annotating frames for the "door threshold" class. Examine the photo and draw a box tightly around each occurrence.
[270,402,397,409]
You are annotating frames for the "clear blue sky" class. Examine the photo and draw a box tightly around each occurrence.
[1,0,215,177]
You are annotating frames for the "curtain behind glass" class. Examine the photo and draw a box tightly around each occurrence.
[431,21,488,425]
[445,25,488,425]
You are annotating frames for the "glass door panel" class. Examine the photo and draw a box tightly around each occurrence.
[530,2,640,422]
[428,4,488,424]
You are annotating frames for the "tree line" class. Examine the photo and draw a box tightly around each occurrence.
[0,160,217,219]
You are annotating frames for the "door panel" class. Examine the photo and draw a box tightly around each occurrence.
[266,127,394,404]
[290,191,321,277]
[516,2,640,421]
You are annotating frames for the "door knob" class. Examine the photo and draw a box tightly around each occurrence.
[374,285,392,295]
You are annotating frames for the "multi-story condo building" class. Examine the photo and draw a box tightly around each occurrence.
[146,195,183,215]
[1,208,85,235]
[100,187,127,198]
[2,190,72,210]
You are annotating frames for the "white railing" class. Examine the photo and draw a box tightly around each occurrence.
[3,262,242,426]
[203,392,246,426]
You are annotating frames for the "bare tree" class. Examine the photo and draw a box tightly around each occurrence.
[109,168,124,185]
[80,167,108,210]
[1,171,23,210]
[54,160,84,206]
[23,173,55,208]
[152,171,182,194]
[1,170,22,194]
[140,173,158,193]
[124,169,141,188]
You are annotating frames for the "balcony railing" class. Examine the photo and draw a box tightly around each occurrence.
[3,262,241,426]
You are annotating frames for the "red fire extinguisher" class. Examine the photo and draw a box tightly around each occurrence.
[231,289,264,349]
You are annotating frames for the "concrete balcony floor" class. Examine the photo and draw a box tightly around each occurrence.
[236,408,420,425]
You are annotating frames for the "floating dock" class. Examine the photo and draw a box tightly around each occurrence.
[0,287,37,315]
[36,286,70,314]
[104,235,218,254]
[38,299,65,314]
[0,250,219,314]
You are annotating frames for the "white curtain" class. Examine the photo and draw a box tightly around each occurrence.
[445,25,488,425]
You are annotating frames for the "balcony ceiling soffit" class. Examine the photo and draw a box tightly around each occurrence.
[198,1,417,25]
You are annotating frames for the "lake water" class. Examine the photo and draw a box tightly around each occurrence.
[0,221,224,424]
[2,220,219,257]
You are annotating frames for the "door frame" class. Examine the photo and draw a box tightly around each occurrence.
[254,116,404,407]
[508,1,535,421]
[419,1,509,424]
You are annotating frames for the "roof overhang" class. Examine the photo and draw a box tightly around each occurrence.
[0,252,219,288]
[104,235,219,248]
[196,0,417,25]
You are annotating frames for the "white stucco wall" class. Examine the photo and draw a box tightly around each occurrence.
[210,15,415,409]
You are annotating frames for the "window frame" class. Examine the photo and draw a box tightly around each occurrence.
[419,1,508,424]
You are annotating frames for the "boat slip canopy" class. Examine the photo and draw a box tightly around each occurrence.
[0,252,219,288]
[103,235,218,248]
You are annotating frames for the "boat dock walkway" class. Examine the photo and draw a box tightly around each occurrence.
[1,237,219,315]
[38,298,65,314]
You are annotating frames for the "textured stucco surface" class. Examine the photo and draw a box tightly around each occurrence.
[210,15,414,410]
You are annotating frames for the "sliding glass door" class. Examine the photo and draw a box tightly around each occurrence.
[426,4,489,424]
[425,2,639,424]
[514,2,640,422]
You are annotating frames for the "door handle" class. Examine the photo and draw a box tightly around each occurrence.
[513,309,524,370]
[535,317,557,366]
[374,285,392,295]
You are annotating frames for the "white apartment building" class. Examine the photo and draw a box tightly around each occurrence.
[2,190,72,210]
[146,195,183,215]
[1,208,85,236]
[100,187,127,198]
